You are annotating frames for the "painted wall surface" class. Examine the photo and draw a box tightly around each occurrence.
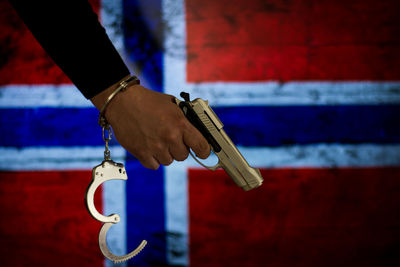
[1,0,400,266]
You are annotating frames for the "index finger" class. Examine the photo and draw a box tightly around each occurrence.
[182,121,211,159]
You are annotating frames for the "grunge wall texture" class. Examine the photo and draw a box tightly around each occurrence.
[1,0,400,266]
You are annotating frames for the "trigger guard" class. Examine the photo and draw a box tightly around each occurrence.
[189,151,221,171]
[99,222,147,263]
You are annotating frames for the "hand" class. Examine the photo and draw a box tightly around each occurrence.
[91,78,210,170]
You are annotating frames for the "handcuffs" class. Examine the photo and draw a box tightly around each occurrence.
[85,76,147,263]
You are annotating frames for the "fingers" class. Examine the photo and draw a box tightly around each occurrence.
[138,126,206,169]
[183,122,211,159]
[154,151,174,166]
[169,142,189,161]
[109,87,211,170]
[139,150,173,170]
[139,156,160,170]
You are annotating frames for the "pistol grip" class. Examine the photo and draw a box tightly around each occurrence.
[178,100,221,152]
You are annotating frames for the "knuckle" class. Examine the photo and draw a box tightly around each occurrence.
[151,141,164,153]
[165,130,180,143]
[177,116,189,128]
[176,118,190,133]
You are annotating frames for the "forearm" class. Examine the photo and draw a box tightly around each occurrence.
[9,0,211,170]
[9,0,130,99]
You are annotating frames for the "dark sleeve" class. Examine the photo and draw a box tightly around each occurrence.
[9,0,130,99]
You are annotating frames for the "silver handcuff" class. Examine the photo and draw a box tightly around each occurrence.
[85,125,147,263]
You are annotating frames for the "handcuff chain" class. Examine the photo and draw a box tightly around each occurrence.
[102,125,112,160]
[98,75,140,161]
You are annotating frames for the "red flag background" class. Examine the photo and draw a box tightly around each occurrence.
[1,0,400,266]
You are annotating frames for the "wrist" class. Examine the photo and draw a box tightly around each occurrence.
[90,75,140,127]
[90,75,132,110]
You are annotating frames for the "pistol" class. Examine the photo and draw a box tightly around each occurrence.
[175,92,263,191]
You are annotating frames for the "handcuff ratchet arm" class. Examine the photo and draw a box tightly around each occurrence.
[85,160,147,263]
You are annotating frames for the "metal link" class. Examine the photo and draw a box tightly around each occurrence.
[102,125,112,160]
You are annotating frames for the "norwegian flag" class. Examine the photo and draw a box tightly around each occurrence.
[1,0,400,267]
